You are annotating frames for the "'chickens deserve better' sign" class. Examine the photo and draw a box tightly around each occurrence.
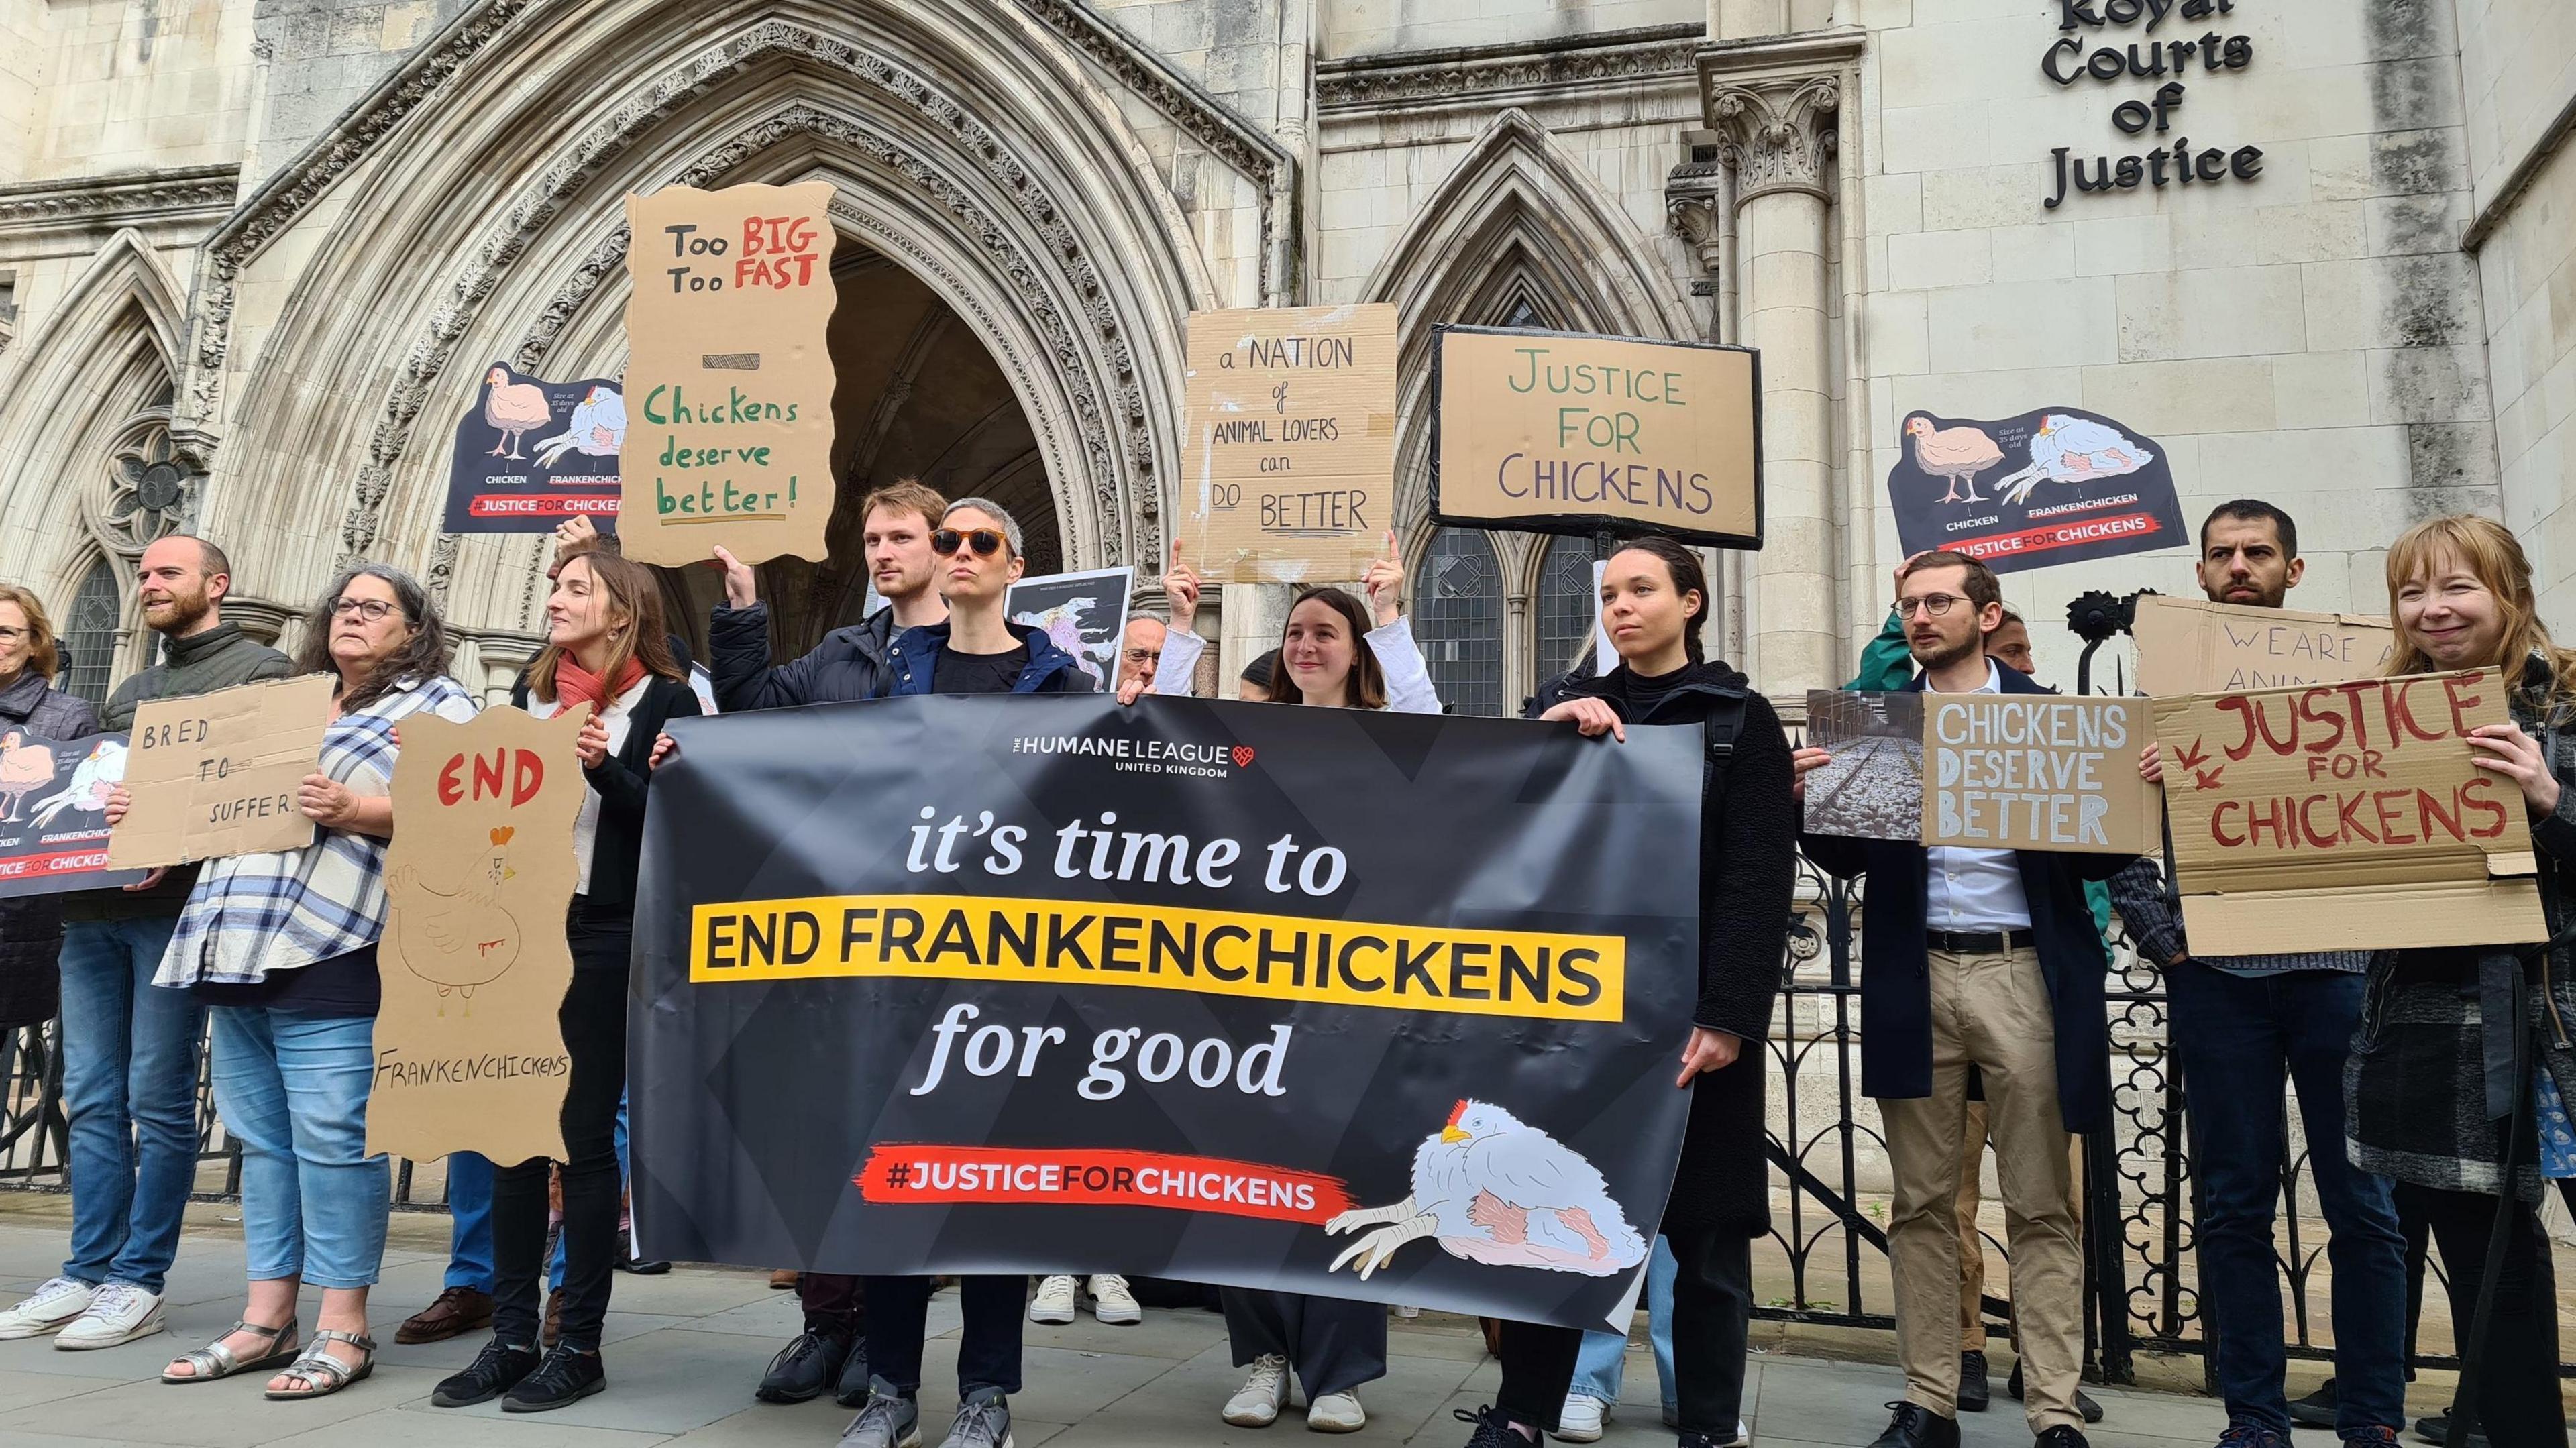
[1884,405,2187,575]
[619,181,837,568]
[631,693,1707,1331]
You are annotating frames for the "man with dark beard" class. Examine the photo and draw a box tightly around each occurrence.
[0,537,291,1350]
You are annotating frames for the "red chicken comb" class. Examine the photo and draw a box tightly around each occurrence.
[1446,1099,1470,1128]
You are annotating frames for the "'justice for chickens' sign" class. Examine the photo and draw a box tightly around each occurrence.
[631,695,1706,1330]
[1884,406,2186,575]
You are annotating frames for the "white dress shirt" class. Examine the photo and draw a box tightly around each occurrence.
[1924,659,2033,930]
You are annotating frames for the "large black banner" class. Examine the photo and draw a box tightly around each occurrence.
[631,694,1703,1329]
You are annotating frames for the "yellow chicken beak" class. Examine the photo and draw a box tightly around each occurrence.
[1440,1125,1470,1144]
[503,867,518,881]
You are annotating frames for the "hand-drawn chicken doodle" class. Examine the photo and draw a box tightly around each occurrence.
[0,732,57,824]
[388,826,523,1011]
[1994,413,2155,505]
[1323,1099,1646,1280]
[531,385,627,467]
[1904,414,2006,504]
[482,366,554,461]
[27,738,124,828]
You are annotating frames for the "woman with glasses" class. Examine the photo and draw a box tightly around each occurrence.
[126,565,478,1400]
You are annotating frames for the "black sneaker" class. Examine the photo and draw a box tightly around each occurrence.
[431,1338,539,1408]
[2412,1409,2489,1447]
[2035,1428,2089,1448]
[502,1344,606,1412]
[757,1328,853,1404]
[1454,1405,1539,1447]
[1868,1402,1962,1448]
[2288,1381,2339,1430]
[2006,1362,2103,1425]
[1960,1350,1991,1413]
[833,1340,875,1408]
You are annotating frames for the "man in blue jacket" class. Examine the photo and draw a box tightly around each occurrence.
[1798,551,2131,1448]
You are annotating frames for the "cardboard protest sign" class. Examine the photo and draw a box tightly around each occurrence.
[443,364,626,532]
[1008,566,1134,691]
[1181,304,1399,583]
[1432,325,1761,548]
[1803,690,1925,840]
[619,181,837,567]
[1921,695,2159,854]
[2132,594,2395,696]
[367,705,586,1163]
[0,732,146,897]
[1885,407,2186,575]
[106,675,333,869]
[2151,670,2547,953]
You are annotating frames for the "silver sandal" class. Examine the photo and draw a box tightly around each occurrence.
[264,1328,375,1400]
[160,1316,299,1384]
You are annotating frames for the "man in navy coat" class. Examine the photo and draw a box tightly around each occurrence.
[1796,551,2133,1448]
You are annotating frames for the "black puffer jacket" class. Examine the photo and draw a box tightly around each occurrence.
[709,602,896,711]
[0,671,101,1028]
[1548,660,1796,1235]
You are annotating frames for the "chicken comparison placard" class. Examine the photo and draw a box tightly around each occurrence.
[1883,404,2188,574]
[629,693,1705,1331]
[441,364,629,532]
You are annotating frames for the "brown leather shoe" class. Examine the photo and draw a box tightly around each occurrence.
[769,1270,799,1290]
[396,1286,494,1345]
[541,1288,565,1349]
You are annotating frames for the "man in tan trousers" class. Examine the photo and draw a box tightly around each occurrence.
[1796,551,2133,1448]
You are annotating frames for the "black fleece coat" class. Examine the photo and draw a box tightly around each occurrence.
[1550,660,1797,1237]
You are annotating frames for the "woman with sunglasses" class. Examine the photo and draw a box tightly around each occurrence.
[1118,533,1434,713]
[127,565,479,1400]
[877,500,1095,698]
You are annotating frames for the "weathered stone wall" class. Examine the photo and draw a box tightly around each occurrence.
[246,0,458,183]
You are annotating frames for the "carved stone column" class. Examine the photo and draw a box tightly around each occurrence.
[1697,35,1860,700]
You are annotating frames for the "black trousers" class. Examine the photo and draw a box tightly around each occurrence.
[865,1275,1024,1396]
[1221,1290,1386,1400]
[492,941,628,1353]
[802,1272,865,1336]
[2400,1181,2567,1447]
[1669,1226,1756,1435]
[1495,1319,1583,1430]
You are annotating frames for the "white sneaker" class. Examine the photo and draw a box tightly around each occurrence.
[0,1277,95,1339]
[1087,1274,1141,1325]
[54,1282,165,1350]
[1028,1274,1078,1325]
[1553,1394,1607,1443]
[1223,1353,1289,1427]
[1306,1390,1364,1433]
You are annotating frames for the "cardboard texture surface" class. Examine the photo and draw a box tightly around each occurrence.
[2133,594,2395,697]
[1181,304,1399,583]
[366,706,586,1163]
[1803,690,1925,841]
[2151,669,2546,954]
[619,182,837,567]
[105,675,333,869]
[1920,695,2159,854]
[1434,328,1760,546]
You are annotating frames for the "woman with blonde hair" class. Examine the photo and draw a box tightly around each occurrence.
[2347,513,2575,1447]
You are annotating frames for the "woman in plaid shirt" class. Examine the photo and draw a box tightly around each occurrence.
[117,563,478,1401]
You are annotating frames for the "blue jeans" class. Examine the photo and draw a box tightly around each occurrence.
[448,1091,629,1292]
[209,1006,389,1290]
[56,915,201,1294]
[2168,962,2408,1435]
[1570,1235,1677,1413]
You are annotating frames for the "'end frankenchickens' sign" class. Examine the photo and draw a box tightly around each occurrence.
[1882,405,2186,575]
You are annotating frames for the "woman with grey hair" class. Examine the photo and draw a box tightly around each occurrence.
[110,563,479,1400]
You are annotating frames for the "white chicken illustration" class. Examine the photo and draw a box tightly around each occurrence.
[1994,413,2155,505]
[1324,1099,1647,1280]
[387,826,523,1013]
[27,738,124,828]
[0,732,56,822]
[532,385,627,467]
[482,365,553,460]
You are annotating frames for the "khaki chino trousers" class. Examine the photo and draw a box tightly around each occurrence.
[1880,944,2084,1433]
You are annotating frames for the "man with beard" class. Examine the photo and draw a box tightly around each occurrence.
[1796,551,2131,1448]
[0,536,290,1350]
[700,480,949,1410]
[2108,502,2408,1448]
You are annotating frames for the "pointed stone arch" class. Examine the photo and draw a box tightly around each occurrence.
[0,230,189,604]
[207,1,1214,634]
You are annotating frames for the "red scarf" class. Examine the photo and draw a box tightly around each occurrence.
[554,654,645,716]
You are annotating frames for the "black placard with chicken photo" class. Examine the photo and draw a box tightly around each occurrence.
[629,693,1705,1330]
[1884,405,2187,575]
[442,361,627,533]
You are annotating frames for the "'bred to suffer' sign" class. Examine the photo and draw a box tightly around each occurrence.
[2151,670,2547,954]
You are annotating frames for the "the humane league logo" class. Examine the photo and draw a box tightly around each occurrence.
[1012,732,1253,779]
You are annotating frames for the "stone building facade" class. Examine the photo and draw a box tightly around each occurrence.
[0,0,2568,713]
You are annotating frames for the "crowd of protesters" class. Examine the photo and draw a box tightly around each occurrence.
[0,486,2565,1448]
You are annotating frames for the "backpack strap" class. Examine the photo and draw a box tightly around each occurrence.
[1701,687,1750,812]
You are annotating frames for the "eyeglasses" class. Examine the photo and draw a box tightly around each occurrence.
[932,528,1007,558]
[1121,647,1160,665]
[0,626,24,643]
[1894,594,1965,618]
[330,597,398,622]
